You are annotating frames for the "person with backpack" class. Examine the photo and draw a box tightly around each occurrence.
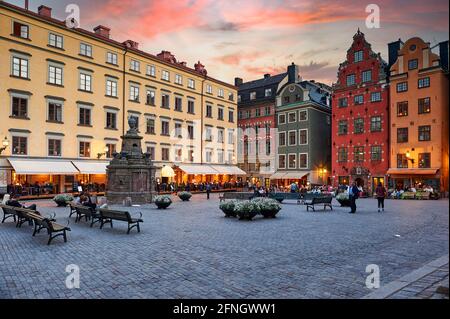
[206,183,212,200]
[348,181,360,214]
[375,182,387,213]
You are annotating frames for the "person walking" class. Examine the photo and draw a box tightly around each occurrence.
[206,183,212,200]
[348,182,360,214]
[375,182,387,213]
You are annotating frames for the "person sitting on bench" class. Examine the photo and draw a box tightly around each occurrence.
[6,195,37,211]
[81,192,97,210]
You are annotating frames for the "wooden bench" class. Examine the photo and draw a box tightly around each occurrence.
[72,205,101,227]
[416,192,431,200]
[268,193,301,204]
[0,204,17,224]
[98,209,143,234]
[401,192,416,200]
[27,212,71,245]
[219,192,255,202]
[305,196,333,212]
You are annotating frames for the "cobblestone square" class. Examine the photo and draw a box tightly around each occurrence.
[0,195,448,299]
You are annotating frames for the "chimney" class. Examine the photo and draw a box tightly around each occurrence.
[388,39,403,69]
[94,25,111,39]
[287,63,299,84]
[195,61,207,76]
[234,77,243,86]
[439,41,449,72]
[264,74,271,79]
[123,40,139,50]
[38,5,52,18]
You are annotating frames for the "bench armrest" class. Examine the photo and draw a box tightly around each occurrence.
[46,212,56,221]
[132,212,143,220]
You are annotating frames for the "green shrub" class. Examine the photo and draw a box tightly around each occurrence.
[178,191,192,201]
[219,200,238,217]
[53,194,74,202]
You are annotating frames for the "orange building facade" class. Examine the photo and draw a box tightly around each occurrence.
[388,37,449,193]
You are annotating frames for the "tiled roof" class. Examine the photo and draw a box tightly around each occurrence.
[239,73,287,91]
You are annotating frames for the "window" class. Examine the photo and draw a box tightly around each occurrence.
[265,107,271,116]
[130,60,140,72]
[408,59,418,70]
[218,129,224,143]
[284,96,290,104]
[79,141,91,158]
[362,70,372,83]
[278,132,286,147]
[188,125,194,140]
[299,154,308,169]
[299,129,308,145]
[48,65,63,85]
[146,118,155,134]
[146,89,155,105]
[371,92,381,102]
[228,92,234,101]
[106,144,116,159]
[255,108,261,117]
[228,130,234,145]
[371,146,382,161]
[161,93,170,108]
[79,107,91,126]
[218,108,224,121]
[346,74,356,86]
[370,116,382,132]
[338,120,348,135]
[188,149,195,162]
[161,148,170,161]
[205,127,212,142]
[354,50,363,62]
[278,114,286,124]
[338,97,348,108]
[161,120,170,136]
[338,147,348,163]
[397,128,408,143]
[418,77,430,89]
[288,131,297,146]
[288,154,297,169]
[354,94,364,105]
[218,150,224,164]
[397,82,408,92]
[418,153,431,168]
[175,74,183,85]
[245,110,251,119]
[354,118,364,134]
[265,88,272,97]
[250,92,256,100]
[188,100,195,114]
[278,154,286,169]
[354,146,364,162]
[397,154,408,168]
[288,112,296,123]
[299,110,307,121]
[49,33,63,49]
[12,56,29,78]
[106,112,117,129]
[188,79,195,89]
[205,150,213,163]
[106,79,118,97]
[13,21,29,39]
[48,102,62,122]
[228,110,234,123]
[418,97,431,114]
[175,97,183,111]
[218,88,224,98]
[48,139,61,157]
[11,96,28,118]
[107,52,118,65]
[175,123,182,138]
[418,125,431,141]
[206,85,213,94]
[146,146,155,160]
[147,65,156,77]
[174,148,183,162]
[397,101,408,117]
[206,104,213,118]
[162,70,170,81]
[79,73,92,92]
[80,43,92,57]
[12,136,27,155]
[129,85,140,102]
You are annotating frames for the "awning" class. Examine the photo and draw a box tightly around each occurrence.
[270,171,310,180]
[270,172,287,179]
[8,159,78,175]
[178,164,219,175]
[211,165,247,175]
[161,165,175,178]
[387,168,439,176]
[72,161,108,175]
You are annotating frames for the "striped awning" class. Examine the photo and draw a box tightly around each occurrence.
[8,159,79,175]
[72,161,108,175]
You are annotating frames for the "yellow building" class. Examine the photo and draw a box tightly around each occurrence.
[388,37,449,193]
[0,2,242,197]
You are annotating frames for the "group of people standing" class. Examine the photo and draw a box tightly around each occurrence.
[347,182,387,214]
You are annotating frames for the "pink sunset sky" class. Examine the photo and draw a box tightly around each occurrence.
[7,0,449,85]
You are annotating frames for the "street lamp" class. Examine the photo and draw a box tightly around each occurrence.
[0,137,9,155]
[97,146,110,159]
[406,149,415,166]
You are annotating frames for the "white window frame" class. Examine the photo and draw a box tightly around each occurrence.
[299,153,308,169]
[130,59,140,72]
[129,84,140,102]
[107,52,118,65]
[106,78,118,97]
[188,78,195,89]
[105,110,118,130]
[288,130,297,146]
[218,88,224,98]
[288,153,297,169]
[47,137,62,157]
[175,74,183,85]
[11,133,29,156]
[162,70,170,81]
[48,62,63,86]
[11,54,29,78]
[288,112,297,123]
[250,92,256,100]
[49,33,63,49]
[278,113,286,125]
[10,92,30,119]
[147,65,156,77]
[206,84,213,94]
[299,129,308,145]
[278,132,286,147]
[80,43,92,57]
[79,72,92,92]
[299,110,308,121]
[278,154,286,169]
[265,88,272,97]
[78,139,92,158]
[46,97,64,123]
[77,104,93,126]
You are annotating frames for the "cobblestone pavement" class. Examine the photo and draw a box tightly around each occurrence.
[0,195,448,299]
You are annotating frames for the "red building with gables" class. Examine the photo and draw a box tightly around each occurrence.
[332,29,390,193]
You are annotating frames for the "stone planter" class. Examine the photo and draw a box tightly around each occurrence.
[337,198,351,207]
[55,200,68,207]
[236,210,258,221]
[155,201,171,209]
[260,209,280,219]
[178,192,192,202]
[220,208,237,218]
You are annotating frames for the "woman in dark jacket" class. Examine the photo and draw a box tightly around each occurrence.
[375,183,387,213]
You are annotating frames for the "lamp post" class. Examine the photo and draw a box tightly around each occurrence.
[0,137,9,155]
[97,146,110,160]
[319,168,327,185]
